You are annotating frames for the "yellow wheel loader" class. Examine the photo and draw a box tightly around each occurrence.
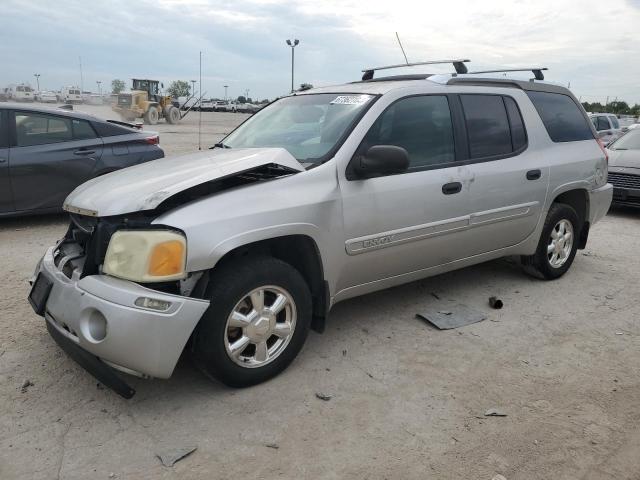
[112,79,181,125]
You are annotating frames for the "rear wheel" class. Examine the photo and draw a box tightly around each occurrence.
[165,106,180,124]
[522,203,579,280]
[143,105,159,125]
[193,256,312,387]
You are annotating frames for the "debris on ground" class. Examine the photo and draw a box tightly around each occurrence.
[485,408,508,417]
[489,297,504,309]
[431,292,440,300]
[315,392,333,401]
[492,475,507,480]
[156,446,197,467]
[265,443,279,449]
[21,380,34,393]
[416,304,486,330]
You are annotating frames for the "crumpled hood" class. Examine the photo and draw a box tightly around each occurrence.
[64,148,304,217]
[607,149,640,171]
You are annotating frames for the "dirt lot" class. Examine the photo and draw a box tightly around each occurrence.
[1,104,640,479]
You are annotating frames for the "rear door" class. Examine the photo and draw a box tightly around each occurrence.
[9,110,104,212]
[0,110,13,214]
[459,93,549,254]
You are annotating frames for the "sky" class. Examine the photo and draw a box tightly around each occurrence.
[1,0,639,104]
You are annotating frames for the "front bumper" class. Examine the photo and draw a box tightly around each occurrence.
[36,247,209,382]
[588,183,613,223]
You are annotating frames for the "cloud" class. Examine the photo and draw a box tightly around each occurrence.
[1,0,639,103]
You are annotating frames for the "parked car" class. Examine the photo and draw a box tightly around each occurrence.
[589,113,624,145]
[0,103,164,217]
[0,88,8,102]
[30,66,611,397]
[58,86,83,104]
[212,101,228,111]
[35,91,58,103]
[606,128,640,207]
[628,123,639,130]
[7,84,34,102]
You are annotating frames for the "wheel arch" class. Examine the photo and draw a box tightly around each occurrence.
[550,187,590,249]
[201,232,330,333]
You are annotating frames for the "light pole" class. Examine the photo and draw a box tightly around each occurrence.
[96,81,102,95]
[224,85,228,101]
[245,89,250,101]
[190,79,197,97]
[34,73,40,91]
[285,39,299,93]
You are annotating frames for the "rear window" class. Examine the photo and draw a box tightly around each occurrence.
[526,91,593,142]
[461,94,517,158]
[92,120,135,137]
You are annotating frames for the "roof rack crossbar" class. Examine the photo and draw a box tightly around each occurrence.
[361,59,470,81]
[467,67,548,81]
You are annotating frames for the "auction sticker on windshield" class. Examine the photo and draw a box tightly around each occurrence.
[330,95,371,105]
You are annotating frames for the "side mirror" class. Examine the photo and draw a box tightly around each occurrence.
[352,145,409,178]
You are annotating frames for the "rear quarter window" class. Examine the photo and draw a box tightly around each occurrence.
[526,91,593,142]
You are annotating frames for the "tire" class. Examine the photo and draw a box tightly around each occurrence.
[192,256,312,387]
[143,105,159,125]
[521,203,580,280]
[165,106,180,124]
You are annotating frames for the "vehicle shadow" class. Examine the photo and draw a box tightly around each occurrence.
[606,205,639,219]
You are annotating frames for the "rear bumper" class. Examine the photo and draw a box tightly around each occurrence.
[588,183,613,224]
[37,247,209,380]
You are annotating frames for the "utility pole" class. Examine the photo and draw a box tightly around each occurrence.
[96,81,101,95]
[285,39,299,93]
[33,73,40,91]
[224,85,228,101]
[190,79,196,96]
[79,56,84,93]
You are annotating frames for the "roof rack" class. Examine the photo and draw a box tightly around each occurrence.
[361,59,470,81]
[466,67,548,81]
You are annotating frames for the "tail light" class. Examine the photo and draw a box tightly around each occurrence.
[596,138,608,164]
[145,135,159,145]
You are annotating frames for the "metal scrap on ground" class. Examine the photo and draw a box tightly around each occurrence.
[155,446,197,467]
[416,304,486,330]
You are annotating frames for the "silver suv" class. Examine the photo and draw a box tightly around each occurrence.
[29,62,612,397]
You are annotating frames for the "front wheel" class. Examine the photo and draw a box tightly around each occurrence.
[193,256,312,387]
[143,106,159,125]
[522,203,580,280]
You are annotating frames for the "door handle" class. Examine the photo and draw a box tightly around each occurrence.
[73,149,96,156]
[442,182,462,195]
[526,169,542,180]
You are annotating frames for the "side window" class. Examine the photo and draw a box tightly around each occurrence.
[596,116,610,131]
[504,97,527,151]
[526,91,593,142]
[609,116,620,129]
[72,119,97,140]
[361,95,455,169]
[15,113,73,147]
[460,94,512,158]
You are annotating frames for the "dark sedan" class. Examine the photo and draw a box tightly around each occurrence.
[0,103,164,217]
[606,128,640,207]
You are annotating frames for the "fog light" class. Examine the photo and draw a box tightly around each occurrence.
[135,297,172,311]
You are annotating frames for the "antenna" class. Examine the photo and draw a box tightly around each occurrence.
[395,32,409,65]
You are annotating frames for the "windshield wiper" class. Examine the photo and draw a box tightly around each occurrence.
[211,142,231,149]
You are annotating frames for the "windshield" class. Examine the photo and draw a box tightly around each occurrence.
[610,129,640,150]
[222,93,375,164]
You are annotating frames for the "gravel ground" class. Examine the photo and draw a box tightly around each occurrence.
[1,104,640,479]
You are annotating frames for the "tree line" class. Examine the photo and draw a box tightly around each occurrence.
[581,100,640,117]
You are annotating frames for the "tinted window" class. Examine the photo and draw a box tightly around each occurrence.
[526,91,593,142]
[504,96,527,151]
[461,95,512,158]
[596,116,610,131]
[0,111,7,147]
[609,116,620,129]
[72,119,97,140]
[361,95,455,168]
[15,113,73,146]
[92,121,135,137]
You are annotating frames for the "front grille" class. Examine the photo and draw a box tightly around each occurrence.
[608,172,640,190]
